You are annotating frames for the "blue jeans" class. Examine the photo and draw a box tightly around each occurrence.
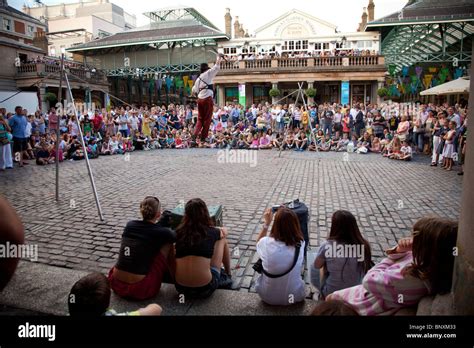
[414,132,424,152]
[310,263,326,289]
[322,122,332,137]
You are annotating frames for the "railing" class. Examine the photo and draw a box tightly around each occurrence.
[219,61,239,70]
[245,59,272,69]
[314,57,343,66]
[16,63,38,73]
[16,62,108,84]
[278,58,308,68]
[218,56,384,72]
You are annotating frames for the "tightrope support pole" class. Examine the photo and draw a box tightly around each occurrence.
[55,54,65,202]
[64,72,105,221]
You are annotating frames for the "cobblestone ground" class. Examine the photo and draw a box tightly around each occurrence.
[0,149,462,293]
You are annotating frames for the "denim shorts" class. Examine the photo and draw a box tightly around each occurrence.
[175,267,220,299]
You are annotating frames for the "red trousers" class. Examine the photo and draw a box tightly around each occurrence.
[108,252,169,301]
[195,96,214,141]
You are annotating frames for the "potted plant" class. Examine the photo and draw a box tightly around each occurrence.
[377,87,388,99]
[269,88,281,98]
[43,92,58,105]
[305,88,317,98]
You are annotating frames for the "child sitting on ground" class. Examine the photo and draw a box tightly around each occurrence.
[397,140,412,160]
[335,133,350,152]
[327,216,458,315]
[36,142,55,165]
[68,272,162,317]
[370,137,381,153]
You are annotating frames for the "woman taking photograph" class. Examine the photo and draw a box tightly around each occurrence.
[174,198,232,299]
[108,196,176,300]
[254,207,305,305]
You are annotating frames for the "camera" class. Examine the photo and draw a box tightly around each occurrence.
[271,205,282,213]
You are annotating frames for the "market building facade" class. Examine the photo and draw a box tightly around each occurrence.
[66,3,387,107]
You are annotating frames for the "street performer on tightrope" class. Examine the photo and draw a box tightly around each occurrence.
[191,53,223,146]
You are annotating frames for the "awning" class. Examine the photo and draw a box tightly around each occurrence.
[420,77,470,95]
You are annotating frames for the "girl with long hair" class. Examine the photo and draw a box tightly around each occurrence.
[311,210,372,299]
[327,216,458,315]
[255,207,306,305]
[174,198,231,299]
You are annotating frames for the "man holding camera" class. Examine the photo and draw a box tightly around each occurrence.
[191,55,222,145]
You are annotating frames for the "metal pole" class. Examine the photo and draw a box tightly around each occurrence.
[55,53,65,202]
[64,72,105,221]
[297,82,318,153]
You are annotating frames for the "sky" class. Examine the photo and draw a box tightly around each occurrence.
[11,0,408,33]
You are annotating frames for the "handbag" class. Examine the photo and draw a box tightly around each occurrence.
[0,129,9,145]
[253,241,302,279]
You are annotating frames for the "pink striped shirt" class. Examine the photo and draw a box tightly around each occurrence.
[329,251,430,315]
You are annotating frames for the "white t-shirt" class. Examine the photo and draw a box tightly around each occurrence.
[130,116,139,130]
[68,120,79,136]
[255,237,305,305]
[192,63,220,100]
[25,122,32,138]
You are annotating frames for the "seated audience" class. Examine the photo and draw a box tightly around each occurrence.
[108,196,176,300]
[69,272,162,316]
[311,210,372,299]
[174,198,232,299]
[327,217,458,315]
[255,207,305,305]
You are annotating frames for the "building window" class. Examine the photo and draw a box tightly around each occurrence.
[357,40,373,49]
[3,18,11,31]
[288,41,294,50]
[295,41,301,50]
[315,43,322,50]
[224,47,237,55]
[253,86,270,104]
[302,40,308,50]
[323,43,329,50]
[225,87,238,103]
[27,25,34,36]
[282,41,288,51]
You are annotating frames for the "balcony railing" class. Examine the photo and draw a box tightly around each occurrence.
[16,63,108,84]
[219,56,385,72]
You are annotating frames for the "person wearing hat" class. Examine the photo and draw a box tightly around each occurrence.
[191,55,223,145]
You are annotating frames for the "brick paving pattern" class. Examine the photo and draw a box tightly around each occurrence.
[0,150,462,293]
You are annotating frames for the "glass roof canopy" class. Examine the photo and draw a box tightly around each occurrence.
[143,6,219,31]
[366,0,474,73]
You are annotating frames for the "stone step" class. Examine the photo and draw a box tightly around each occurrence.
[0,262,315,316]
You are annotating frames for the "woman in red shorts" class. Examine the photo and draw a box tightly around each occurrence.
[108,196,176,300]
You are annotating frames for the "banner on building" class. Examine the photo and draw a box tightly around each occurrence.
[238,84,246,106]
[341,81,349,105]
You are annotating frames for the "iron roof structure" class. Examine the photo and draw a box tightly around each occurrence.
[366,0,474,72]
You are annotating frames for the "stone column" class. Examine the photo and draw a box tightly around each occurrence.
[453,48,474,315]
[217,85,225,106]
[272,82,279,105]
[39,85,48,112]
[307,81,314,105]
